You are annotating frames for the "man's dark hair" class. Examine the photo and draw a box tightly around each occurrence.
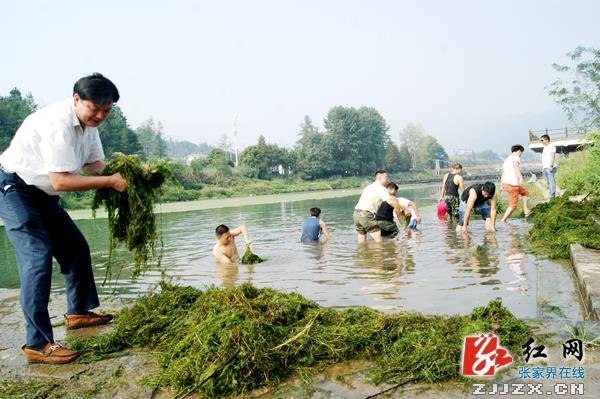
[215,224,230,237]
[453,163,463,169]
[375,170,387,178]
[386,182,399,190]
[310,207,321,217]
[511,144,525,153]
[482,181,496,198]
[73,73,120,105]
[541,134,550,141]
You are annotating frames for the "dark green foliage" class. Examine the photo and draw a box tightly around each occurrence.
[0,88,37,151]
[548,46,600,128]
[241,244,265,264]
[383,141,402,172]
[528,196,600,258]
[71,284,530,398]
[98,106,142,158]
[326,106,389,176]
[92,154,171,277]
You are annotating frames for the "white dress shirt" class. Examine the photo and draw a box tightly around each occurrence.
[0,98,104,195]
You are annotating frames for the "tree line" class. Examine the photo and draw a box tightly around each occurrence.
[0,90,450,183]
[0,89,213,161]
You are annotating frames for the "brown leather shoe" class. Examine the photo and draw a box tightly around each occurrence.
[22,342,80,364]
[64,311,114,330]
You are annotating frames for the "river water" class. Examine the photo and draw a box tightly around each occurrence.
[0,185,583,320]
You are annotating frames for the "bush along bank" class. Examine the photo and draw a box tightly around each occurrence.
[528,195,600,259]
[528,132,600,259]
[69,283,530,398]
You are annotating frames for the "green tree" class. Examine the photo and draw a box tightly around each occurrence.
[202,148,233,186]
[295,129,335,179]
[299,115,320,136]
[98,105,142,158]
[166,138,212,159]
[0,88,37,151]
[398,144,412,172]
[383,141,402,172]
[136,118,167,160]
[399,122,426,170]
[240,135,270,179]
[325,106,389,175]
[548,46,600,128]
[417,135,449,169]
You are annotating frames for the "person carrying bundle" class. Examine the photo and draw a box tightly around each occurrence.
[0,73,127,364]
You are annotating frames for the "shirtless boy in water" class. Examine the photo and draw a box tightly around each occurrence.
[212,224,251,263]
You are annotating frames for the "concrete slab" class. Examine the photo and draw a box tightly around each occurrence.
[571,244,600,320]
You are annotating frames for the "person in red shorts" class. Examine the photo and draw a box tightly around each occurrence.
[500,144,530,223]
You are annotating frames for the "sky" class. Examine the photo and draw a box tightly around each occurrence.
[1,0,599,153]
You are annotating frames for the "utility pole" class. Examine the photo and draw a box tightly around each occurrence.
[233,116,239,167]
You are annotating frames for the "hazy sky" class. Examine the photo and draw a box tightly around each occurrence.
[2,0,598,153]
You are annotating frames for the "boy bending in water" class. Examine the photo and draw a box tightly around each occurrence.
[213,224,251,263]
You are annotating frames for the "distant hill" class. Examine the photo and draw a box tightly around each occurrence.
[166,139,213,159]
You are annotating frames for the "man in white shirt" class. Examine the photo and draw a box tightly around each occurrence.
[353,170,409,243]
[540,134,557,198]
[500,144,530,223]
[0,74,127,364]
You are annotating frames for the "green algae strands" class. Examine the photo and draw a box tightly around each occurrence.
[70,283,530,398]
[91,154,171,278]
[241,244,265,264]
[528,195,600,259]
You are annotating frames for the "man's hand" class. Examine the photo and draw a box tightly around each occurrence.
[461,224,468,233]
[111,173,127,192]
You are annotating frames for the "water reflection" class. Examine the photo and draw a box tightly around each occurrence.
[0,185,575,318]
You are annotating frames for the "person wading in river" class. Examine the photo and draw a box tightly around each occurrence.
[0,74,127,364]
[456,182,498,233]
[353,170,409,243]
[300,207,332,243]
[439,163,464,224]
[375,182,417,238]
[213,224,252,263]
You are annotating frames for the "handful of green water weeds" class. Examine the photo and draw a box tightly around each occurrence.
[92,154,171,278]
[241,243,265,264]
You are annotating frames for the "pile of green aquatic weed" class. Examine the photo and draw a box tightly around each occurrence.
[92,154,171,277]
[528,195,600,259]
[70,283,529,398]
[241,244,265,264]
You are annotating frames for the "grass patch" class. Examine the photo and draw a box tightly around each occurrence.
[528,195,600,259]
[69,283,529,398]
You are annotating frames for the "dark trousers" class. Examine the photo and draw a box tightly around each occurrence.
[0,171,99,347]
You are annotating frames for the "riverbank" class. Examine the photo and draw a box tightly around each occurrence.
[1,180,435,225]
[1,285,600,399]
[57,170,504,211]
